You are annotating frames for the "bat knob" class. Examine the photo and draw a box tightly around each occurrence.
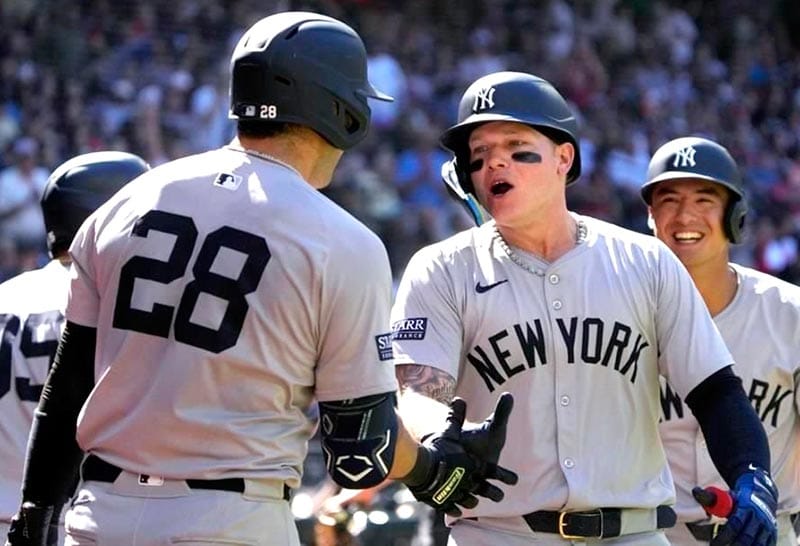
[692,486,733,517]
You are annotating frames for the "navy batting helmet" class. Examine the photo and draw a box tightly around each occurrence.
[41,151,150,257]
[440,71,582,195]
[641,136,747,243]
[229,11,393,150]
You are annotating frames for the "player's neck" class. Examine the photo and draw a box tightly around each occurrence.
[496,211,581,263]
[688,259,738,316]
[233,133,341,189]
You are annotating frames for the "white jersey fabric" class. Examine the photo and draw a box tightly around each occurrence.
[66,146,398,487]
[660,264,800,541]
[0,260,69,522]
[391,216,732,536]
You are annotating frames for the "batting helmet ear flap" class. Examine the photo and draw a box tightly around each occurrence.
[725,198,747,244]
[441,158,485,226]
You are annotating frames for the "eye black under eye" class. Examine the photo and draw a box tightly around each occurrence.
[468,159,484,172]
[511,151,542,163]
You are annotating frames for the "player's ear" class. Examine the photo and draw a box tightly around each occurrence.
[646,210,656,233]
[556,141,575,178]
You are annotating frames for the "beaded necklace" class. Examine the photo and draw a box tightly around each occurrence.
[494,220,587,277]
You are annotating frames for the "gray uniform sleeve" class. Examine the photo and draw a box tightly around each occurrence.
[314,228,398,401]
[391,245,463,377]
[653,244,733,398]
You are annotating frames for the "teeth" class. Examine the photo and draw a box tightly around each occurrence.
[674,232,701,241]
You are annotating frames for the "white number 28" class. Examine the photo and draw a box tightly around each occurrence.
[259,105,278,119]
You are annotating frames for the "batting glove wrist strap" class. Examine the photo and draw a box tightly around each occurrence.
[402,399,483,517]
[404,435,480,518]
[711,466,778,546]
[5,502,59,546]
[402,444,435,488]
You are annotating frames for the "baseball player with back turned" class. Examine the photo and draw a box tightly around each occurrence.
[391,71,779,546]
[0,151,149,545]
[642,136,800,545]
[5,12,517,546]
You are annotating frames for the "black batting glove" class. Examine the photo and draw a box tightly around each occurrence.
[459,392,518,501]
[402,397,481,517]
[402,395,516,517]
[711,466,778,546]
[5,502,60,546]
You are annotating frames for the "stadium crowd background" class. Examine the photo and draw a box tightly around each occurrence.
[1,0,800,285]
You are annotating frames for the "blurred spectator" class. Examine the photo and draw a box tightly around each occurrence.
[455,26,507,88]
[0,137,48,265]
[394,121,471,251]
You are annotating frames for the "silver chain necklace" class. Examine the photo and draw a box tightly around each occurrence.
[494,220,587,277]
[225,145,303,179]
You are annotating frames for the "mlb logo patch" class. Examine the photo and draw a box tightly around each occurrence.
[391,318,428,340]
[375,332,393,361]
[213,172,242,191]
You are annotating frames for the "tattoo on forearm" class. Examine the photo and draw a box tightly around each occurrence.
[396,364,455,405]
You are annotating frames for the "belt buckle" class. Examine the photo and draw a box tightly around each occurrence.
[559,510,603,540]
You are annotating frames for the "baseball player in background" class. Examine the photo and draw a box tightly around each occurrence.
[391,70,779,545]
[5,12,517,546]
[0,151,150,544]
[642,136,799,545]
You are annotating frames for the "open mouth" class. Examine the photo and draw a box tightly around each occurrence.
[490,180,513,195]
[673,231,703,243]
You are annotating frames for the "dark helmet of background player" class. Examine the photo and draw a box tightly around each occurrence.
[440,71,582,195]
[40,151,150,257]
[641,136,747,243]
[228,11,393,151]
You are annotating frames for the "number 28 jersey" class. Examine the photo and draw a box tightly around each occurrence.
[66,146,398,485]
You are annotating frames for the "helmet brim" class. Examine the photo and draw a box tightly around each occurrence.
[641,171,735,205]
[361,83,394,102]
[440,113,525,151]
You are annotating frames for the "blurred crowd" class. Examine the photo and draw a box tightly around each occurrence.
[1,0,800,287]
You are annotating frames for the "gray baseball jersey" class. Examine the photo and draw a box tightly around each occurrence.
[391,215,732,534]
[0,260,68,522]
[66,146,398,487]
[660,263,800,540]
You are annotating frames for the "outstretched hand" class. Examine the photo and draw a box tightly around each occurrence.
[403,393,517,517]
[459,392,518,501]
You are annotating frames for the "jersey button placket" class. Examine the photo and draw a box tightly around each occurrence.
[547,269,578,490]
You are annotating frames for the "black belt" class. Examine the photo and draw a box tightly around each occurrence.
[685,521,721,542]
[522,505,676,539]
[81,454,290,500]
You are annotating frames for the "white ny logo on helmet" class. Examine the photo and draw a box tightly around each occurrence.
[472,86,496,112]
[672,145,697,168]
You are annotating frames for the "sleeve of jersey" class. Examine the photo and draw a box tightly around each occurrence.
[65,218,100,328]
[652,244,733,398]
[390,246,462,379]
[314,229,398,402]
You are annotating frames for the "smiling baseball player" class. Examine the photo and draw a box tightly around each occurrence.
[392,71,778,545]
[643,136,799,545]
